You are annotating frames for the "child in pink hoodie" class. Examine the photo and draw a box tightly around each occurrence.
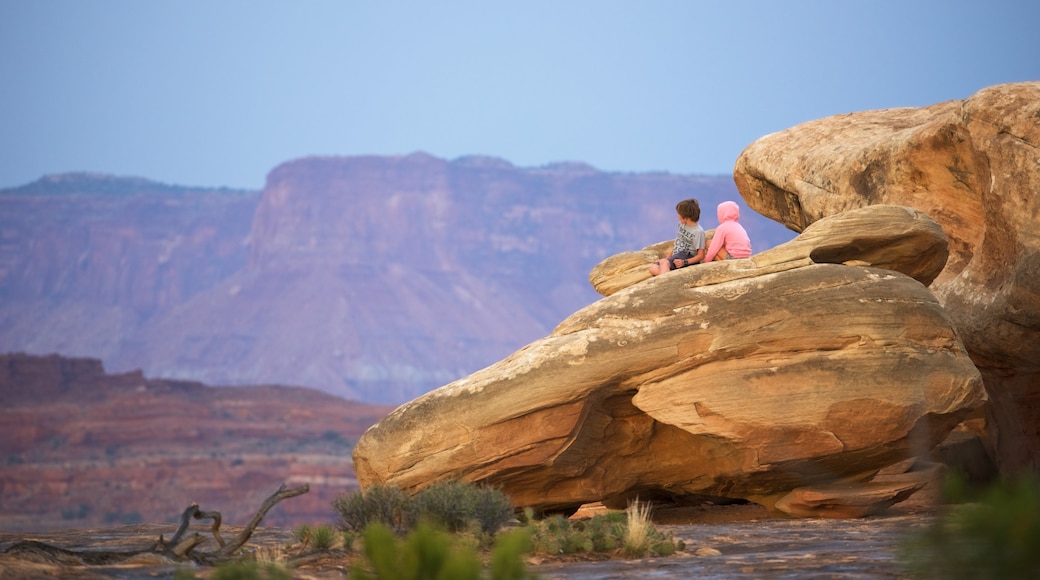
[704,201,752,261]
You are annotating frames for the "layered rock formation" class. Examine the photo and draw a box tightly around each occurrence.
[733,81,1040,475]
[353,205,986,517]
[0,353,392,533]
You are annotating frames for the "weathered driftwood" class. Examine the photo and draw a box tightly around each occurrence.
[205,482,309,562]
[1,482,310,567]
[165,502,224,548]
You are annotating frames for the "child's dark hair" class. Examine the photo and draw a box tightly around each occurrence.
[676,198,700,222]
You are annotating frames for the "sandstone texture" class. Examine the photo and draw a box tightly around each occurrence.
[734,81,1040,475]
[353,206,985,516]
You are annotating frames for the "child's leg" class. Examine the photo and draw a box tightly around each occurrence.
[649,258,671,276]
[713,247,730,262]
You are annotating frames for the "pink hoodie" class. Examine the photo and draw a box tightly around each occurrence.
[704,201,752,261]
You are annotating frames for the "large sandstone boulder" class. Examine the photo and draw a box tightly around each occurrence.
[734,81,1040,475]
[353,205,985,517]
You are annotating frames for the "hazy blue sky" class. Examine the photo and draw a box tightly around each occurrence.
[2,1,1038,190]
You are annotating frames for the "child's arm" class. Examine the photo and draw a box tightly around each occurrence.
[673,248,705,268]
[689,247,706,264]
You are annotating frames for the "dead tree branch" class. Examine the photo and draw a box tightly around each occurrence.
[164,503,225,550]
[167,503,201,546]
[173,534,207,558]
[196,509,225,548]
[2,482,310,568]
[210,482,310,560]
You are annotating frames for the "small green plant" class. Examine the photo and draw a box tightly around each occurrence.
[292,522,338,550]
[312,523,338,549]
[577,514,620,552]
[525,502,680,558]
[900,473,1040,578]
[292,524,313,547]
[350,522,533,579]
[489,527,537,580]
[528,515,590,555]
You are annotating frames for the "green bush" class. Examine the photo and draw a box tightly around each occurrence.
[411,480,477,533]
[293,523,338,550]
[528,515,590,555]
[333,484,412,533]
[350,522,534,579]
[413,481,515,534]
[489,526,537,580]
[900,474,1040,578]
[312,523,338,549]
[470,484,517,534]
[333,481,515,536]
[576,516,620,552]
[525,504,681,558]
[334,484,683,565]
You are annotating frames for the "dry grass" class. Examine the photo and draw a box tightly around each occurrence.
[252,544,289,567]
[623,499,654,556]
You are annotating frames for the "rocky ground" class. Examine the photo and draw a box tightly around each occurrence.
[0,496,937,579]
[534,504,931,579]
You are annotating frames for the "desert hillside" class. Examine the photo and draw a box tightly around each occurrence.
[0,353,393,533]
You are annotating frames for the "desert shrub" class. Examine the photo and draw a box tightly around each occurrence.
[577,515,620,552]
[333,484,411,533]
[525,502,681,558]
[350,521,533,579]
[470,484,518,534]
[412,480,515,534]
[333,481,515,536]
[294,523,338,550]
[528,515,590,555]
[900,473,1040,578]
[489,527,537,580]
[312,523,338,549]
[411,480,477,532]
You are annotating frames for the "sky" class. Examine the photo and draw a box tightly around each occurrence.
[2,1,1038,191]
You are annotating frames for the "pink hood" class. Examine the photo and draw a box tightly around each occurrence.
[704,200,752,261]
[717,200,740,223]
